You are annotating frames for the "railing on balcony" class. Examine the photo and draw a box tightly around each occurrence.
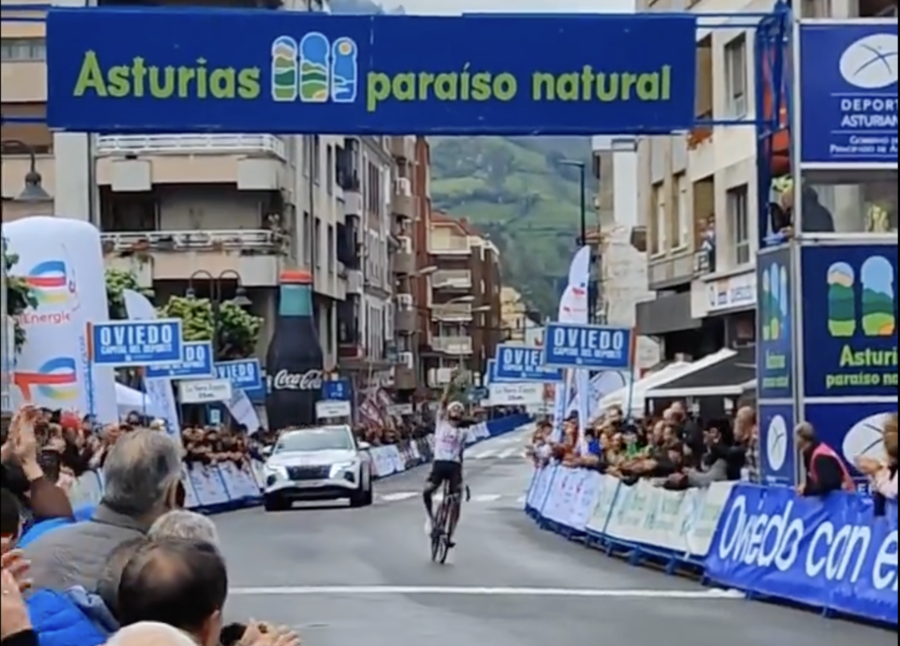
[432,303,473,321]
[393,250,415,275]
[100,229,285,254]
[394,366,417,390]
[432,335,473,355]
[429,236,470,254]
[96,134,287,160]
[432,269,472,290]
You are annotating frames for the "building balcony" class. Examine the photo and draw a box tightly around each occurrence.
[1,60,47,102]
[648,250,695,291]
[396,308,417,334]
[390,136,415,161]
[392,192,415,220]
[432,335,473,355]
[100,229,285,287]
[429,236,471,255]
[394,365,417,390]
[393,249,415,275]
[432,302,474,322]
[95,134,289,191]
[432,269,472,291]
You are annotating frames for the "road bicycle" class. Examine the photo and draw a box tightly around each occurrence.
[430,482,470,564]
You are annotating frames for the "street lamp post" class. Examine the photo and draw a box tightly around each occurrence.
[1,139,52,202]
[186,269,251,359]
[559,159,595,323]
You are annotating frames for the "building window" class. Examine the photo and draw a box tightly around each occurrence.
[326,224,335,274]
[326,145,333,195]
[728,185,751,266]
[302,211,312,267]
[724,35,748,118]
[653,182,666,253]
[674,173,690,249]
[314,218,322,268]
[0,38,46,62]
[312,135,321,183]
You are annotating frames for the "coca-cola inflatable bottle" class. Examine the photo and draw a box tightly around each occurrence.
[264,269,324,430]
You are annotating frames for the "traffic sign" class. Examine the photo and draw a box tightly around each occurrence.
[89,319,183,367]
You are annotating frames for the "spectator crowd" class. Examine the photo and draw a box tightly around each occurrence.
[527,402,897,502]
[1,404,304,646]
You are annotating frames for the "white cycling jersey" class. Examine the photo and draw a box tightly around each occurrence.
[433,412,469,463]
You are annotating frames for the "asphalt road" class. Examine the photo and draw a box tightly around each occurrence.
[217,427,894,646]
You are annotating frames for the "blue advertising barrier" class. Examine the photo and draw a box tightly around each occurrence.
[705,484,898,624]
[523,466,897,626]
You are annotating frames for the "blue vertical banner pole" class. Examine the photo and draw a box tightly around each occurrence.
[85,322,96,423]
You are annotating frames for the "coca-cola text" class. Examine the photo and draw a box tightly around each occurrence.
[271,369,323,391]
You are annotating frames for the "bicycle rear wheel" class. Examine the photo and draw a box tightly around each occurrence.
[437,496,456,565]
[430,483,452,563]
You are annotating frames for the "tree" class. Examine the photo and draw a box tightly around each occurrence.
[3,238,38,351]
[105,268,154,320]
[157,295,262,360]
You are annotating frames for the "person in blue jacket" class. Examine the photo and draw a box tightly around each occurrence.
[21,513,147,646]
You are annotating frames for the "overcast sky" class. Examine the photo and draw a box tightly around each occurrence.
[396,0,635,14]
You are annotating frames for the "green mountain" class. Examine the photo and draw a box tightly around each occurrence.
[331,0,592,316]
[429,136,591,316]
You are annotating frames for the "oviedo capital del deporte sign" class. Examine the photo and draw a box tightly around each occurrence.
[45,9,698,135]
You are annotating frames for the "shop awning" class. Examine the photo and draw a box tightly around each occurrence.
[594,361,693,418]
[646,348,755,399]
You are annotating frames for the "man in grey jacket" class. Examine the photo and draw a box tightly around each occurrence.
[24,429,185,592]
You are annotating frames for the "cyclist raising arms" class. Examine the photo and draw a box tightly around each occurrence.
[423,379,470,548]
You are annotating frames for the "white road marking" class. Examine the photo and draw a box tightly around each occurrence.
[496,447,522,459]
[230,585,745,599]
[472,493,502,502]
[379,492,418,502]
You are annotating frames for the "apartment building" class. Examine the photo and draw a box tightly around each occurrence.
[336,136,399,390]
[633,0,896,365]
[1,0,353,369]
[392,135,430,396]
[424,213,502,388]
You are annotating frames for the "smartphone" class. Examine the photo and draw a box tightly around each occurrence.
[38,449,62,483]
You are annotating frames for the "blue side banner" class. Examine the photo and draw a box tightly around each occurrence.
[494,344,563,383]
[800,244,898,399]
[542,323,633,371]
[756,247,794,400]
[46,9,698,135]
[799,22,898,166]
[705,484,898,624]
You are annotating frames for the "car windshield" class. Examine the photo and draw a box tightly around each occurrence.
[275,428,354,453]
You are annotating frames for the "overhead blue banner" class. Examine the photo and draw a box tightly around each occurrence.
[757,247,794,400]
[757,401,795,486]
[705,484,898,625]
[45,8,698,135]
[802,400,897,488]
[799,22,898,166]
[144,340,215,380]
[214,359,263,392]
[800,244,898,399]
[89,319,183,367]
[494,344,563,383]
[542,323,633,371]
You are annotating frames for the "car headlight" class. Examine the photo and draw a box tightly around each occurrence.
[329,461,357,478]
[264,464,286,479]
